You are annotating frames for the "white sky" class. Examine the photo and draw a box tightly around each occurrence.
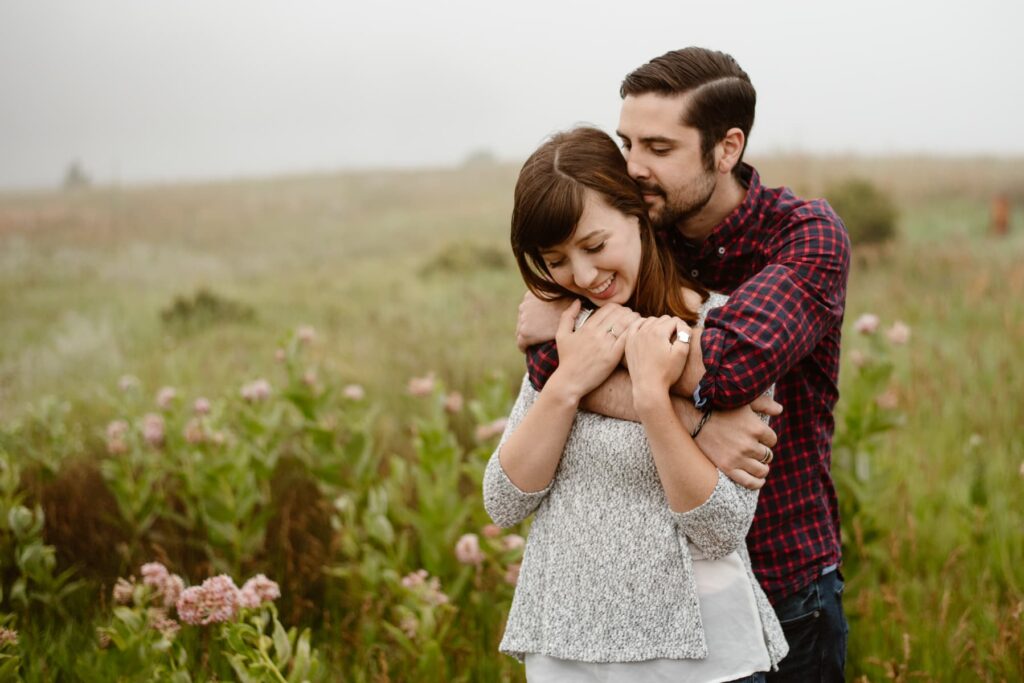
[1,0,1022,189]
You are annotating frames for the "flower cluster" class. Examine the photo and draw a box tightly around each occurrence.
[156,386,178,410]
[0,626,19,647]
[400,569,449,606]
[407,373,436,397]
[106,419,129,455]
[240,378,272,403]
[475,417,508,443]
[142,413,165,448]
[175,572,281,626]
[141,562,185,610]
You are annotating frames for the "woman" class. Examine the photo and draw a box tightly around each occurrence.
[483,127,787,682]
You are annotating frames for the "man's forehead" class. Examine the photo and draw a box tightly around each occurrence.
[618,92,692,138]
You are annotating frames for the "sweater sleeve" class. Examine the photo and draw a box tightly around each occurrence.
[673,470,758,561]
[482,375,554,528]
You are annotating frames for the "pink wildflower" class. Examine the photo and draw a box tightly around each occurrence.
[239,574,281,609]
[885,320,911,345]
[274,348,286,363]
[198,575,240,624]
[875,388,899,410]
[400,614,419,639]
[141,562,184,609]
[302,370,317,387]
[407,373,436,397]
[176,586,204,625]
[156,386,177,410]
[342,384,366,401]
[504,562,521,586]
[240,378,271,403]
[455,533,485,566]
[854,313,880,335]
[183,418,205,445]
[106,420,129,455]
[0,627,19,647]
[113,577,135,605]
[118,374,140,392]
[475,417,508,443]
[148,607,181,638]
[142,413,165,447]
[401,569,428,588]
[296,325,316,345]
[502,534,525,552]
[193,397,211,416]
[424,576,450,606]
[141,562,169,586]
[444,391,464,414]
[849,349,868,368]
[482,524,501,539]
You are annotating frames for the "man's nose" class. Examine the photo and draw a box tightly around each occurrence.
[626,152,649,180]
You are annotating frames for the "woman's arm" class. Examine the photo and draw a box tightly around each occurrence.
[484,302,639,525]
[626,316,719,511]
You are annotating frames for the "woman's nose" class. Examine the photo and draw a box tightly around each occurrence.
[572,260,599,289]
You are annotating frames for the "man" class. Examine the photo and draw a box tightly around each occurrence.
[515,47,850,681]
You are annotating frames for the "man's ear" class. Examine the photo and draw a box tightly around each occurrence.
[716,127,746,175]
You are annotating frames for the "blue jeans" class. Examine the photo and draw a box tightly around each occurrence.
[767,569,848,682]
[728,674,766,683]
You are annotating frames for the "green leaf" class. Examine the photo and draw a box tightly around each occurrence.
[272,616,292,668]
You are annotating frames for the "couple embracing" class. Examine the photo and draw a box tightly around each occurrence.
[483,47,850,682]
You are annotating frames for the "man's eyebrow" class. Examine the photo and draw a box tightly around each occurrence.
[615,131,677,146]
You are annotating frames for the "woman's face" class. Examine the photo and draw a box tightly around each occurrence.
[540,190,642,308]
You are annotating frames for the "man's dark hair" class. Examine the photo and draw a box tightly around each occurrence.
[620,47,756,173]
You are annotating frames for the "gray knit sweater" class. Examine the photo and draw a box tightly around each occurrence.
[483,297,788,666]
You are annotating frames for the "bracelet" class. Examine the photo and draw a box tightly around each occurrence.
[691,408,712,439]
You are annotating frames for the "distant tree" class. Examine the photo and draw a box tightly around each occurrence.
[461,148,497,168]
[62,160,91,191]
[825,178,898,245]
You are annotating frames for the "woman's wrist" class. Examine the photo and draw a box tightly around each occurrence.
[632,385,673,420]
[543,371,585,408]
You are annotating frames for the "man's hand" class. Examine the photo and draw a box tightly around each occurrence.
[516,292,572,353]
[695,400,781,490]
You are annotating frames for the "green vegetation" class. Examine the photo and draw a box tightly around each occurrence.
[0,156,1022,680]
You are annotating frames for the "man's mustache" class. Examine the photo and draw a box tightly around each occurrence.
[635,181,664,196]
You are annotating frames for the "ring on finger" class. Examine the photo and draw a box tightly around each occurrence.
[760,446,774,465]
[675,328,691,344]
[606,325,618,339]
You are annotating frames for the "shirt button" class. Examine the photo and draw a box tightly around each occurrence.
[690,269,699,278]
[717,247,726,256]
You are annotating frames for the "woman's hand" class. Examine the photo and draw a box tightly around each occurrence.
[624,316,692,409]
[547,300,640,403]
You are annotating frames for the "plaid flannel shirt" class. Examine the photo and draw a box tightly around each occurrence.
[525,164,850,604]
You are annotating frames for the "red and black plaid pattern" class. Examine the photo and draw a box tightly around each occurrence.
[525,164,850,604]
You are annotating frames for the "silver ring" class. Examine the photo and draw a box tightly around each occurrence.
[675,329,691,344]
[606,325,618,338]
[760,447,773,465]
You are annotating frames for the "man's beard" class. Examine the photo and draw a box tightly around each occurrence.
[642,171,717,237]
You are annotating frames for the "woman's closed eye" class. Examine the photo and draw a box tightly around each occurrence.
[584,242,606,254]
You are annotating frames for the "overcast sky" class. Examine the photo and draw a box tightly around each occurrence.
[1,0,1022,189]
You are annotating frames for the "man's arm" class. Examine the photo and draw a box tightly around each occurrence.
[697,212,851,410]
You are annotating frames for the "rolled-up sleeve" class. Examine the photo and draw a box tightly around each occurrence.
[673,470,758,560]
[482,375,553,527]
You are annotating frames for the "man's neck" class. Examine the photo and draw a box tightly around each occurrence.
[678,172,747,244]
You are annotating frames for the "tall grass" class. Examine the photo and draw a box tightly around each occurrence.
[1,156,1022,679]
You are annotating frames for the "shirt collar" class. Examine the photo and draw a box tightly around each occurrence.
[679,163,763,259]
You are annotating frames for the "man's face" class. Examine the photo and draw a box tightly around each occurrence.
[617,93,717,236]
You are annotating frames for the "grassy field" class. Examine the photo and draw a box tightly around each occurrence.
[0,155,1022,680]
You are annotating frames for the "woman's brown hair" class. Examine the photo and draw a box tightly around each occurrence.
[510,126,705,323]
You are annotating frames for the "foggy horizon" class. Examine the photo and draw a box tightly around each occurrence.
[2,0,1022,191]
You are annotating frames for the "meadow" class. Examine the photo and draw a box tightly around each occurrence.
[0,154,1022,681]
